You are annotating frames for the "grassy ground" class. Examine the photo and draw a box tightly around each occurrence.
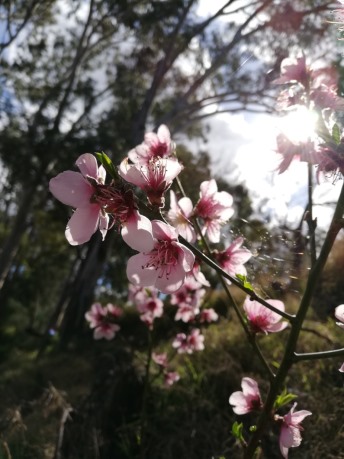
[0,294,343,459]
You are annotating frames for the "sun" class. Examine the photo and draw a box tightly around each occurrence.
[276,106,318,144]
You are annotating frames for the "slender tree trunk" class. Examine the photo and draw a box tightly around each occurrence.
[0,183,37,290]
[58,231,115,347]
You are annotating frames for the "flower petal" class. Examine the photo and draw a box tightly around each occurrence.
[65,205,100,245]
[127,253,158,288]
[76,153,99,179]
[152,220,178,241]
[335,304,344,324]
[155,263,186,294]
[121,211,155,252]
[241,377,260,397]
[49,171,93,208]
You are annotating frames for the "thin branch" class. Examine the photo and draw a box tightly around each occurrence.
[179,235,295,322]
[174,177,275,380]
[294,348,344,362]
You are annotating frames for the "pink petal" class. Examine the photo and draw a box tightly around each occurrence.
[279,425,293,458]
[339,362,344,372]
[200,179,217,197]
[178,196,194,217]
[179,223,197,243]
[76,153,99,179]
[241,377,260,397]
[152,220,178,241]
[205,220,221,243]
[163,158,183,182]
[65,205,100,245]
[157,124,171,144]
[290,409,312,425]
[49,171,93,208]
[335,304,344,323]
[118,160,147,187]
[127,253,158,288]
[121,211,155,252]
[266,321,288,333]
[217,190,234,209]
[155,263,186,294]
[176,243,195,272]
[229,391,249,415]
[144,132,159,146]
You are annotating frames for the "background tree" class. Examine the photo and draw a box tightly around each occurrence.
[0,0,337,344]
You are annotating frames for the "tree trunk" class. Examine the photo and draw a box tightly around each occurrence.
[58,231,115,347]
[0,183,37,290]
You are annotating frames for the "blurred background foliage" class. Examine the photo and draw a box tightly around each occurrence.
[0,0,343,457]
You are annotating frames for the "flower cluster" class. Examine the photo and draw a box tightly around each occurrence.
[152,352,180,387]
[129,285,164,329]
[85,302,122,340]
[229,377,312,458]
[273,55,344,178]
[172,328,205,354]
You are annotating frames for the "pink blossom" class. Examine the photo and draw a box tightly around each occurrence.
[49,154,109,245]
[127,220,195,294]
[229,377,262,415]
[243,297,288,334]
[175,304,199,323]
[279,403,312,459]
[106,303,123,318]
[194,179,234,243]
[273,56,310,87]
[119,157,183,207]
[152,352,168,368]
[172,333,189,353]
[128,286,163,328]
[164,371,180,386]
[172,329,205,354]
[167,190,196,243]
[200,308,218,323]
[170,275,206,308]
[137,296,164,328]
[275,134,316,174]
[339,363,344,373]
[214,237,252,281]
[85,302,120,340]
[50,154,153,248]
[128,125,175,165]
[190,260,210,287]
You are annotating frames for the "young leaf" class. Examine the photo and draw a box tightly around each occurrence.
[231,421,244,443]
[332,123,341,145]
[236,274,254,292]
[95,151,118,179]
[274,388,298,410]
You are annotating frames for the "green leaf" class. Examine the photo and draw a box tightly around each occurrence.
[236,274,254,292]
[274,388,297,410]
[332,123,341,145]
[231,421,244,442]
[95,151,118,180]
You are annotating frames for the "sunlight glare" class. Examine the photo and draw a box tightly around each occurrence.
[276,106,318,144]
